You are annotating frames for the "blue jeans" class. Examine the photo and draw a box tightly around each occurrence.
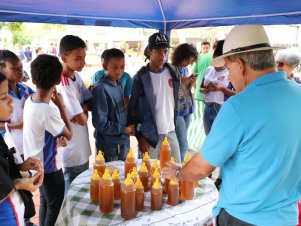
[203,102,221,135]
[64,161,89,194]
[96,142,130,162]
[176,115,190,162]
[39,169,65,226]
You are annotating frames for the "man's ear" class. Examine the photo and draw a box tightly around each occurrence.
[61,54,67,63]
[236,58,246,75]
[103,63,108,71]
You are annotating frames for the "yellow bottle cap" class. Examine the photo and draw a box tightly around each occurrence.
[131,167,138,177]
[140,162,148,172]
[152,176,162,189]
[124,173,134,186]
[135,177,143,189]
[169,179,178,185]
[142,152,150,161]
[127,148,135,158]
[184,153,191,163]
[162,137,169,145]
[92,169,100,180]
[111,168,120,179]
[96,151,104,161]
[152,159,159,168]
[170,157,176,164]
[152,167,160,177]
[102,168,111,180]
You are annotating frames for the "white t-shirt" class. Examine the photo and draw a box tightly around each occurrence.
[23,96,65,173]
[57,73,92,167]
[150,67,175,134]
[203,66,230,104]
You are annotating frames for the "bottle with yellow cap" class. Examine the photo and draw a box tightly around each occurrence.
[139,162,149,191]
[90,169,100,202]
[167,179,179,206]
[130,167,139,184]
[164,157,176,194]
[99,168,114,213]
[121,173,137,220]
[151,159,160,175]
[125,148,137,176]
[112,168,120,200]
[150,167,161,188]
[160,137,171,169]
[94,151,106,176]
[135,177,144,211]
[180,153,194,200]
[142,152,151,173]
[151,177,163,210]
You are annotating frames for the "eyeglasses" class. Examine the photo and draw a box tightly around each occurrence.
[276,61,284,67]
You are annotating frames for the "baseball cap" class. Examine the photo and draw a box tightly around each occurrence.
[148,32,170,49]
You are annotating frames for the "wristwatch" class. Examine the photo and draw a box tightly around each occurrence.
[175,166,182,181]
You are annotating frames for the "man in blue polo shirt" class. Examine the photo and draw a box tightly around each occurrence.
[162,25,301,226]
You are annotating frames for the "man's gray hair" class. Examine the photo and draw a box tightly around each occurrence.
[227,50,275,71]
[275,49,301,68]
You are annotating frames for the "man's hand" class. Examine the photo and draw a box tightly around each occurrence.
[124,125,135,135]
[14,171,44,192]
[56,136,69,147]
[138,136,151,153]
[19,157,43,172]
[162,162,180,180]
[51,89,65,109]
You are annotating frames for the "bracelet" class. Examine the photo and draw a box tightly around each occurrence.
[175,166,182,181]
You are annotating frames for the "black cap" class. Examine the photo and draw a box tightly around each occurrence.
[148,32,170,49]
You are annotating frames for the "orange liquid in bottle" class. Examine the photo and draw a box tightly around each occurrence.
[142,152,151,173]
[139,162,149,191]
[164,178,170,194]
[167,180,179,206]
[99,168,114,213]
[135,178,144,211]
[121,174,137,220]
[151,177,163,211]
[150,167,161,188]
[94,151,106,176]
[90,170,100,202]
[180,181,194,200]
[112,169,121,200]
[125,148,137,176]
[160,137,171,169]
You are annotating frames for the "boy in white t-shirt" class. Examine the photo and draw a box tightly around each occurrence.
[23,54,72,226]
[57,35,92,193]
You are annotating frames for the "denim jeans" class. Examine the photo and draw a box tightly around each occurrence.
[216,209,254,226]
[150,130,181,164]
[96,141,130,162]
[203,102,221,135]
[39,169,64,226]
[176,116,189,162]
[64,161,89,194]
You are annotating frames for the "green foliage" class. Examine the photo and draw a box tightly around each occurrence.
[1,22,31,45]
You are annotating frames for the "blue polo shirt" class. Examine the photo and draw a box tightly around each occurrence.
[201,71,301,225]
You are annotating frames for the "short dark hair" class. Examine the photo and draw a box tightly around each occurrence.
[101,49,108,60]
[103,48,124,65]
[0,71,6,84]
[171,43,198,67]
[0,50,19,68]
[31,54,62,90]
[59,35,86,55]
[201,41,210,47]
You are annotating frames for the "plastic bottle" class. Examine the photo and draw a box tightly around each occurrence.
[151,159,160,175]
[139,162,149,191]
[160,137,171,169]
[94,151,106,176]
[125,148,137,176]
[151,177,163,211]
[99,168,114,213]
[112,168,121,200]
[90,169,100,202]
[167,179,179,206]
[130,167,139,184]
[121,173,137,220]
[142,152,151,173]
[135,177,144,211]
[164,157,176,194]
[180,153,194,200]
[150,167,161,188]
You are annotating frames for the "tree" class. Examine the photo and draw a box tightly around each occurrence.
[0,22,31,45]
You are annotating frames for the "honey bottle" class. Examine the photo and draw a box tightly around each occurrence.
[139,162,149,191]
[151,167,161,188]
[142,152,151,173]
[112,168,121,200]
[151,177,163,211]
[130,167,139,184]
[90,169,100,202]
[160,137,171,169]
[164,157,176,194]
[151,159,160,175]
[94,151,106,176]
[99,168,114,213]
[167,179,179,206]
[180,153,194,200]
[125,148,137,176]
[121,173,137,220]
[135,177,144,211]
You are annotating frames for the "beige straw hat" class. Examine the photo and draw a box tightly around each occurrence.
[212,25,284,67]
